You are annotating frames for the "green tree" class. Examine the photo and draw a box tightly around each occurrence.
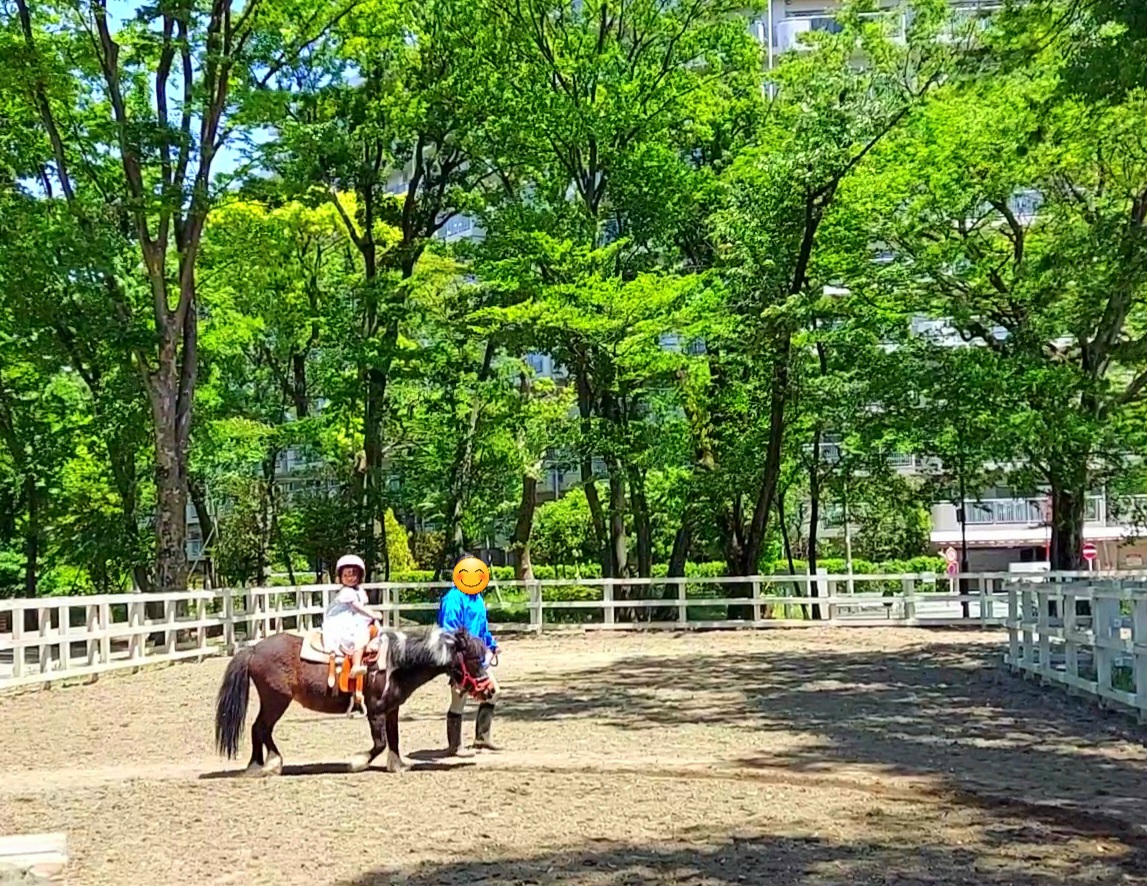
[10,0,349,592]
[852,55,1147,568]
[702,0,950,575]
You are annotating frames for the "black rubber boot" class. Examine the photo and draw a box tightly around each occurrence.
[446,712,463,754]
[446,712,473,757]
[474,703,498,751]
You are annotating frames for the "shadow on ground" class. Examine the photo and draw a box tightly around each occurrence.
[197,760,471,778]
[340,823,1146,886]
[499,634,1147,827]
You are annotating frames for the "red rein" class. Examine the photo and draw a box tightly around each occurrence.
[455,652,493,698]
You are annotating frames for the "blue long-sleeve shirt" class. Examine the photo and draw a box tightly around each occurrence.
[437,587,497,651]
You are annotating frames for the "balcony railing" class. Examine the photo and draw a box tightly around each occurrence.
[961,495,1147,527]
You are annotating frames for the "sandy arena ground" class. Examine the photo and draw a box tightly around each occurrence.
[3,627,1147,885]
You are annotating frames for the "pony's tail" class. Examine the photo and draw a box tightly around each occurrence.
[214,645,254,759]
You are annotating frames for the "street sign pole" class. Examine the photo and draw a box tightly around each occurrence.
[1083,541,1097,572]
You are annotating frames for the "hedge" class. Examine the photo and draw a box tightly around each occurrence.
[380,556,947,585]
[261,557,949,624]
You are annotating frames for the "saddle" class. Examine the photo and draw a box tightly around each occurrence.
[299,622,384,701]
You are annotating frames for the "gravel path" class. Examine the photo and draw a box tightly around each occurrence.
[2,627,1147,885]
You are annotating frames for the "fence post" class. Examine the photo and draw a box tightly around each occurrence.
[1007,582,1019,669]
[901,576,916,622]
[676,579,687,628]
[164,599,177,656]
[1133,592,1147,723]
[1094,592,1117,705]
[245,589,256,642]
[826,576,838,622]
[129,598,145,664]
[529,581,543,635]
[751,578,762,623]
[603,581,614,626]
[11,605,22,678]
[1063,583,1079,685]
[222,590,235,653]
[85,603,97,667]
[58,604,71,673]
[99,601,111,666]
[1020,585,1035,669]
[196,596,208,661]
[37,604,50,676]
[1036,586,1052,681]
[379,586,392,629]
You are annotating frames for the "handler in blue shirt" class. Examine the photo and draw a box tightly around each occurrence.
[438,553,500,756]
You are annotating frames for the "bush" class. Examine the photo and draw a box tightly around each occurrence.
[348,556,949,627]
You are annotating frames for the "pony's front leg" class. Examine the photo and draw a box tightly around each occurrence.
[384,709,408,772]
[348,675,389,773]
[347,710,388,773]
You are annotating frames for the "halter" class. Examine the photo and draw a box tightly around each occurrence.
[454,651,493,698]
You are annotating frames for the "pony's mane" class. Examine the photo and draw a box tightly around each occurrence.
[378,626,454,670]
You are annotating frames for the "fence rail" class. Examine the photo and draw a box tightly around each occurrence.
[1,569,1141,694]
[1004,577,1147,722]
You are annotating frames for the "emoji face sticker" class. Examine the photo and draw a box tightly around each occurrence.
[452,556,490,595]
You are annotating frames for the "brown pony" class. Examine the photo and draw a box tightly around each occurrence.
[214,625,493,775]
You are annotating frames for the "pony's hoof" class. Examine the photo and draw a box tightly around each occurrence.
[347,753,372,773]
[385,751,408,773]
[446,746,475,759]
[263,754,283,776]
[243,763,264,778]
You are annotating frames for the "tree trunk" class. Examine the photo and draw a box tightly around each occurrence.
[627,466,653,578]
[574,365,609,576]
[807,430,823,621]
[23,472,38,597]
[439,339,497,572]
[668,522,689,578]
[188,476,214,553]
[777,484,804,619]
[257,453,278,587]
[116,450,151,593]
[1050,482,1086,571]
[607,460,628,580]
[741,336,791,574]
[511,473,538,581]
[723,493,746,575]
[149,371,189,595]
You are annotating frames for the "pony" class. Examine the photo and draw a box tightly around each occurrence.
[213,625,494,775]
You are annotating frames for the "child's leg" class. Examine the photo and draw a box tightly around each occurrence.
[351,645,366,676]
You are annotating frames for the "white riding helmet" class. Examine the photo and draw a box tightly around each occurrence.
[335,554,366,578]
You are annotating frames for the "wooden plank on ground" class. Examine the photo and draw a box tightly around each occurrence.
[0,832,67,881]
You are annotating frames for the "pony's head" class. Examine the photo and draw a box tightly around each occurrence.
[445,628,495,701]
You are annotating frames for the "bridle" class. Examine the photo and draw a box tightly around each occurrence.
[453,651,493,698]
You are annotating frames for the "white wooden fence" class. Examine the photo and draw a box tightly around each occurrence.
[1004,576,1147,723]
[0,570,1015,691]
[5,569,1143,700]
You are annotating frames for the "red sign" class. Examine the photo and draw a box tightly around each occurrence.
[944,546,958,563]
[946,561,959,577]
[1082,542,1098,563]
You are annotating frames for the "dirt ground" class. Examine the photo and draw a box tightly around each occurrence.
[3,627,1147,886]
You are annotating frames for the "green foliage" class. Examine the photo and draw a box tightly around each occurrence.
[6,0,1147,597]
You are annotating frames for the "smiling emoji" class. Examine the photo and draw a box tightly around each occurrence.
[452,555,490,595]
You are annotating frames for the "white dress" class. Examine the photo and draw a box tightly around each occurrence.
[324,586,372,653]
